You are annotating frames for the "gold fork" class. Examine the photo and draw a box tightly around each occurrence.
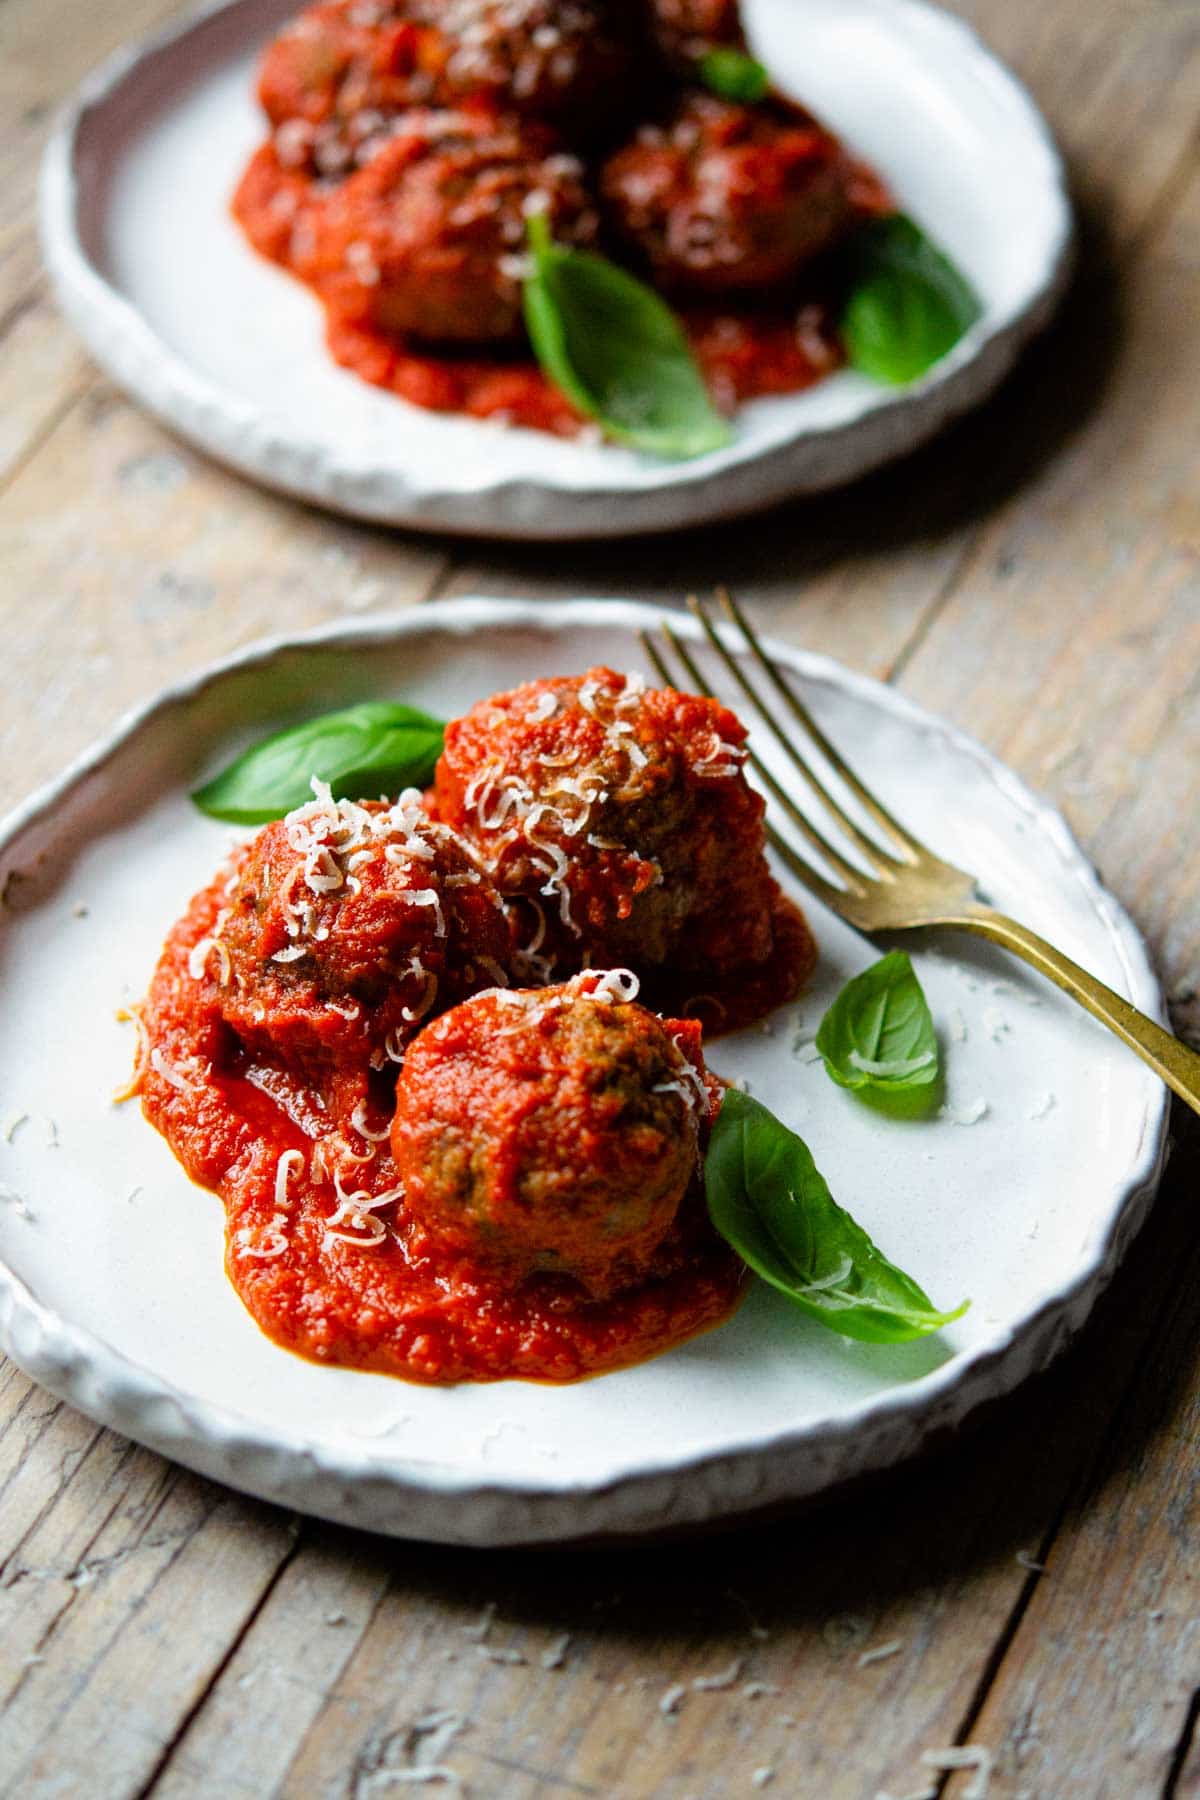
[642,590,1200,1116]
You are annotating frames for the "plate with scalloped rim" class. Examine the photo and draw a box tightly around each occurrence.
[0,600,1170,1545]
[40,0,1073,540]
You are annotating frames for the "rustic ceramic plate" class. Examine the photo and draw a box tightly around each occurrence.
[0,601,1168,1545]
[40,0,1073,539]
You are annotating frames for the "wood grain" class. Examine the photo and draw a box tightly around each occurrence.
[0,0,1199,1793]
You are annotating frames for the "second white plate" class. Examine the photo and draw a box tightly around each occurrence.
[0,601,1168,1544]
[41,0,1073,538]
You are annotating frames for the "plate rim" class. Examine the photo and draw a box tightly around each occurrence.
[0,598,1172,1544]
[37,0,1076,540]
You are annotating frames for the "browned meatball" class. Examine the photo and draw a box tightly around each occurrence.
[205,783,513,1078]
[259,0,647,177]
[431,669,817,1032]
[407,0,647,141]
[258,1,423,178]
[601,91,857,296]
[309,109,598,344]
[391,973,713,1298]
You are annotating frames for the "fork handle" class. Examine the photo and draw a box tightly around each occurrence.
[949,906,1200,1115]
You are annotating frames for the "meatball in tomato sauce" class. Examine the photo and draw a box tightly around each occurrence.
[407,0,647,142]
[431,669,816,1025]
[259,0,647,177]
[207,783,513,1079]
[391,972,717,1300]
[602,92,858,297]
[309,109,598,345]
[258,1,423,178]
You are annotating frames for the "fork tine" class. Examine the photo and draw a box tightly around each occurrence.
[715,588,925,864]
[690,593,914,874]
[641,624,869,902]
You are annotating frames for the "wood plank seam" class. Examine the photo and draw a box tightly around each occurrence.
[0,366,96,502]
[131,1519,309,1800]
[1163,1685,1200,1798]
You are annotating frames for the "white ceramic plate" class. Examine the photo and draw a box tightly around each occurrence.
[0,601,1169,1544]
[40,0,1073,539]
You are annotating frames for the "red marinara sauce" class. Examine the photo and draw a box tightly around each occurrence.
[136,881,744,1384]
[230,0,892,438]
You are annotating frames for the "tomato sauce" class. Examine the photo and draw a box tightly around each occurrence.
[137,876,745,1385]
[232,140,847,437]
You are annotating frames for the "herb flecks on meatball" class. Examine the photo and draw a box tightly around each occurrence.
[430,668,816,1024]
[602,92,857,297]
[391,970,715,1299]
[309,109,598,345]
[407,0,646,142]
[259,0,646,178]
[199,781,513,1077]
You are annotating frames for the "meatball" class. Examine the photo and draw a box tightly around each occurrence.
[391,972,714,1298]
[406,0,647,142]
[601,92,857,297]
[308,109,598,345]
[258,0,646,177]
[204,783,513,1077]
[431,668,813,1015]
[258,1,425,179]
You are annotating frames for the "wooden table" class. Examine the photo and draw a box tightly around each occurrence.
[2,1,1198,1793]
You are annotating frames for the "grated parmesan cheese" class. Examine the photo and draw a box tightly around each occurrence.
[274,1149,305,1210]
[693,1657,743,1692]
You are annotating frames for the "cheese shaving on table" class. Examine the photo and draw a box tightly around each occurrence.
[659,1683,687,1717]
[692,1657,743,1691]
[919,1745,994,1800]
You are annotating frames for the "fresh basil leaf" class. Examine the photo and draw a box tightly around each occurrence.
[698,46,770,103]
[192,702,446,825]
[815,951,939,1096]
[522,212,733,460]
[841,213,981,385]
[705,1089,967,1343]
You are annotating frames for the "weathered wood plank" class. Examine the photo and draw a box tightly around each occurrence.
[124,1128,1199,1800]
[937,1134,1200,1800]
[0,289,92,490]
[3,1474,297,1796]
[898,161,1200,1030]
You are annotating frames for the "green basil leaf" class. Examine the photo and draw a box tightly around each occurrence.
[705,1089,967,1343]
[841,213,981,385]
[698,47,770,103]
[522,212,733,460]
[191,701,446,825]
[815,951,940,1096]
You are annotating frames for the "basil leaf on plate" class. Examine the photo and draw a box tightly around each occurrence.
[192,701,446,825]
[841,213,981,385]
[705,1089,967,1343]
[698,46,770,104]
[815,951,939,1096]
[522,212,733,460]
